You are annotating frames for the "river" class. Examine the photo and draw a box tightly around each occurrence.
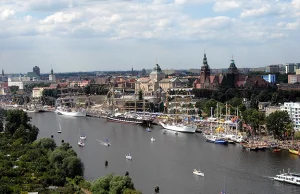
[30,112,300,194]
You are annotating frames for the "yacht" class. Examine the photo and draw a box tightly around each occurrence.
[273,170,300,185]
[55,106,86,117]
[159,122,196,133]
[193,169,204,177]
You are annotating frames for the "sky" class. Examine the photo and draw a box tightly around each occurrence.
[0,0,300,73]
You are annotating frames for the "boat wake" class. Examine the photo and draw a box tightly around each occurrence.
[96,139,111,146]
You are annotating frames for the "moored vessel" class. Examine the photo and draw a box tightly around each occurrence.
[159,122,196,133]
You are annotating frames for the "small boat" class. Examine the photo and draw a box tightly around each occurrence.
[163,130,166,134]
[80,134,87,140]
[289,149,300,155]
[57,123,62,133]
[126,154,132,160]
[151,137,155,142]
[146,128,152,132]
[78,140,85,147]
[271,146,281,152]
[193,169,204,176]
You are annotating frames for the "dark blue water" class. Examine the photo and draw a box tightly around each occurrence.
[30,112,300,194]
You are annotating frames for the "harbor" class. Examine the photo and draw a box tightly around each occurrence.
[29,111,300,194]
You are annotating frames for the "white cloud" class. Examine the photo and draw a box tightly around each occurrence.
[39,12,82,24]
[0,9,15,20]
[1,0,300,72]
[213,1,240,12]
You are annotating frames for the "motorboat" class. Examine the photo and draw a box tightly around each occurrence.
[159,122,196,133]
[163,130,167,134]
[126,154,132,160]
[273,169,300,185]
[151,137,155,142]
[80,135,87,140]
[146,128,152,132]
[78,140,85,147]
[193,169,204,177]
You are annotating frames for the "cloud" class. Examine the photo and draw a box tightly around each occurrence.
[213,1,240,12]
[0,0,300,72]
[0,9,15,20]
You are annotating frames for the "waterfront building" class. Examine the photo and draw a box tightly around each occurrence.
[258,102,271,112]
[135,64,165,95]
[265,65,280,73]
[280,102,300,130]
[193,53,269,89]
[159,77,189,92]
[277,83,300,91]
[261,74,276,83]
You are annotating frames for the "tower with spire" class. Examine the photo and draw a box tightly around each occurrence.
[200,53,211,84]
[1,69,4,77]
[49,68,56,82]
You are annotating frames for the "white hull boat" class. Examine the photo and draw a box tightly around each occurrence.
[151,137,155,142]
[78,141,85,147]
[159,122,196,133]
[193,169,204,176]
[80,135,87,140]
[126,155,132,160]
[55,108,86,117]
[273,170,300,185]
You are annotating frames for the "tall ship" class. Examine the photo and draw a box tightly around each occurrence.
[105,80,153,125]
[159,121,196,133]
[55,89,87,117]
[55,106,87,117]
[159,88,196,133]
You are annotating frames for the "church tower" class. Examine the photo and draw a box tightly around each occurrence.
[200,53,210,83]
[227,59,238,74]
[49,68,56,82]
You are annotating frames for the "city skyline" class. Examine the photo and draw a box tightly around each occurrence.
[0,0,300,73]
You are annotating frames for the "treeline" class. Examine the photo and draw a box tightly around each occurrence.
[0,109,142,193]
[192,88,300,104]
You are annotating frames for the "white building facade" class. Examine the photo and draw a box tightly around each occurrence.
[280,102,300,131]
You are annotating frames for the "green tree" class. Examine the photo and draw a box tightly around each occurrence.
[33,138,57,150]
[138,90,143,101]
[271,92,278,105]
[9,86,19,94]
[227,97,243,107]
[250,94,258,109]
[266,110,292,139]
[242,108,265,135]
[91,174,139,194]
[203,99,218,116]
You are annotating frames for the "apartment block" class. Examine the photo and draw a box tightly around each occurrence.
[280,102,300,130]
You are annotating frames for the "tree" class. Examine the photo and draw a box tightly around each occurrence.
[266,111,292,139]
[33,138,57,150]
[271,92,278,105]
[91,174,139,194]
[242,108,265,135]
[138,90,143,101]
[203,99,218,116]
[9,86,19,94]
[227,97,243,107]
[250,94,258,109]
